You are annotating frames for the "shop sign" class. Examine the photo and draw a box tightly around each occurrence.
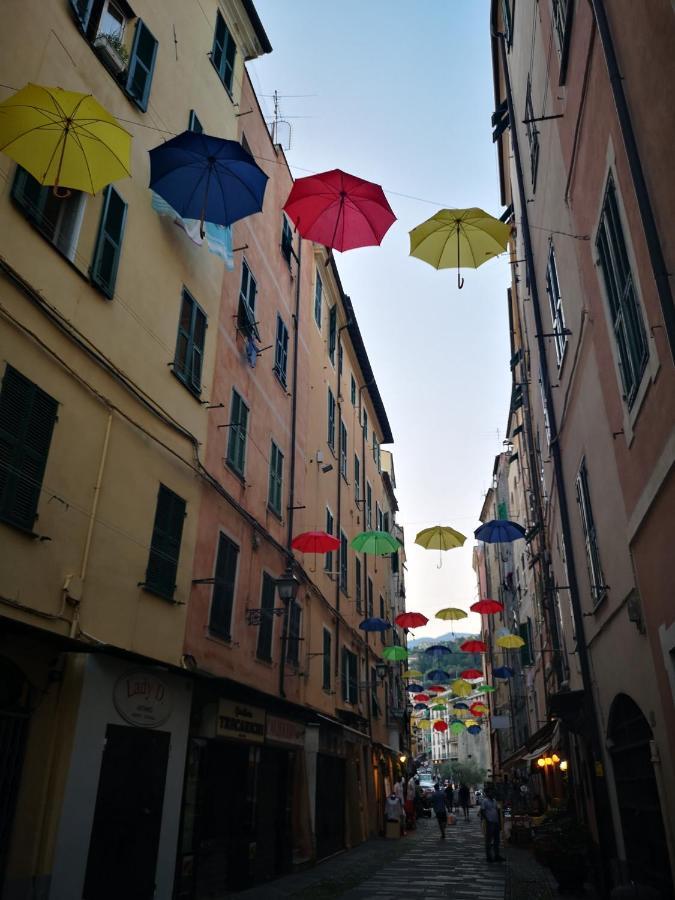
[113,670,172,728]
[216,699,265,744]
[266,715,305,747]
[318,727,346,757]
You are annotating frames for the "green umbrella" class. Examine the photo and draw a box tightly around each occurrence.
[476,684,495,694]
[450,720,465,734]
[382,645,408,662]
[351,530,401,555]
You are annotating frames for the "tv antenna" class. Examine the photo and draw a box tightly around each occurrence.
[268,90,292,150]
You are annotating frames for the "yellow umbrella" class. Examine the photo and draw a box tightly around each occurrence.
[415,525,467,568]
[402,669,423,679]
[451,679,472,697]
[435,607,468,621]
[417,719,431,730]
[409,207,510,288]
[0,83,131,194]
[496,632,525,649]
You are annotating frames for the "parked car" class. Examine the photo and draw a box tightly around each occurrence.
[417,774,435,816]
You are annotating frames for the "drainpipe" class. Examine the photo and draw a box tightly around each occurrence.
[589,0,675,364]
[497,29,616,871]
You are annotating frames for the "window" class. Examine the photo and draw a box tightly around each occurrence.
[340,421,347,479]
[367,577,373,617]
[268,441,284,516]
[226,389,249,476]
[145,484,186,600]
[174,288,207,395]
[379,596,385,643]
[328,305,337,364]
[211,10,236,94]
[338,342,343,378]
[322,628,332,690]
[0,365,58,531]
[375,502,382,532]
[366,481,372,529]
[188,110,203,133]
[545,244,567,365]
[274,315,289,387]
[281,216,293,266]
[256,572,276,661]
[314,273,323,329]
[371,667,380,716]
[372,432,380,469]
[98,0,125,39]
[519,617,535,666]
[502,0,514,46]
[391,549,399,574]
[355,557,362,612]
[383,512,390,533]
[552,0,574,83]
[209,532,239,638]
[362,407,368,437]
[596,174,648,407]
[325,508,334,572]
[237,261,259,340]
[287,600,301,664]
[350,375,356,406]
[91,185,127,298]
[525,78,540,190]
[354,454,361,501]
[341,648,358,704]
[576,459,606,606]
[126,20,158,112]
[327,388,336,449]
[539,376,552,448]
[12,167,86,263]
[340,530,348,593]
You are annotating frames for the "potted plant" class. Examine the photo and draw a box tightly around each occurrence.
[533,813,593,891]
[93,32,129,74]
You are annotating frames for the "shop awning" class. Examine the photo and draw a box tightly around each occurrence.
[316,714,370,744]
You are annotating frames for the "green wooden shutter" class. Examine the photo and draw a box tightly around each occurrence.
[11,167,48,226]
[188,110,203,133]
[341,648,348,700]
[227,391,248,475]
[322,629,331,689]
[69,0,94,30]
[0,366,58,530]
[223,28,236,92]
[268,442,283,515]
[145,484,186,599]
[91,186,127,298]
[256,572,276,660]
[274,316,289,384]
[212,12,226,79]
[191,306,206,392]
[126,20,158,112]
[519,618,534,666]
[328,305,337,362]
[210,533,239,638]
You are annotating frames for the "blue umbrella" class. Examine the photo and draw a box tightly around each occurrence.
[406,683,424,693]
[493,666,515,679]
[474,519,526,543]
[359,617,391,633]
[467,724,481,735]
[414,702,429,711]
[453,701,469,710]
[426,669,450,682]
[149,131,268,236]
[424,644,452,658]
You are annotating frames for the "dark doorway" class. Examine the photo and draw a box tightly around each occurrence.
[315,753,345,859]
[608,694,673,898]
[255,747,292,882]
[83,724,170,900]
[0,657,31,891]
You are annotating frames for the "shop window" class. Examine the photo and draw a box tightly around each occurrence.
[145,484,186,600]
[174,288,207,395]
[209,532,239,639]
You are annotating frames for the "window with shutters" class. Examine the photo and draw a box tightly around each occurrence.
[328,306,337,364]
[366,481,372,529]
[355,557,362,612]
[375,502,382,532]
[174,288,207,395]
[188,110,203,133]
[237,261,260,340]
[371,667,380,716]
[338,342,343,378]
[340,530,348,593]
[552,0,574,84]
[502,0,514,46]
[325,508,334,572]
[281,216,293,266]
[314,272,323,329]
[327,388,336,450]
[322,628,332,690]
[125,20,158,112]
[391,549,399,574]
[576,459,607,607]
[379,596,385,644]
[0,366,58,532]
[91,185,127,298]
[372,432,380,470]
[211,10,237,94]
[274,315,289,387]
[367,577,373,618]
[545,244,568,365]
[354,454,361,501]
[11,167,86,264]
[145,484,186,600]
[287,599,301,664]
[268,441,283,517]
[519,618,535,666]
[341,648,358,704]
[350,375,356,406]
[209,532,239,639]
[340,421,347,479]
[256,572,276,661]
[226,389,249,477]
[525,78,540,190]
[596,174,648,408]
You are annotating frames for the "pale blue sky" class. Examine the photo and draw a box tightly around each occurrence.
[248,0,511,636]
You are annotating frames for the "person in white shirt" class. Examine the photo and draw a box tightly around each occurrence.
[480,786,504,862]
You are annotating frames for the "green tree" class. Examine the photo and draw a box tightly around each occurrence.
[440,759,486,786]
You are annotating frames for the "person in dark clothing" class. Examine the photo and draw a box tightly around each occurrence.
[444,782,454,813]
[480,786,504,862]
[458,783,470,820]
[431,784,448,838]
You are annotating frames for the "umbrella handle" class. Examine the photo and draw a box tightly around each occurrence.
[456,224,464,289]
[457,272,464,289]
[52,185,72,199]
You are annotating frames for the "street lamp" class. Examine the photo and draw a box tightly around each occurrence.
[277,565,301,698]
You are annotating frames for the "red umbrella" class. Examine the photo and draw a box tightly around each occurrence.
[291,531,340,553]
[433,720,448,732]
[460,668,483,680]
[395,611,429,629]
[427,685,446,693]
[470,598,504,614]
[283,169,396,252]
[470,702,488,716]
[460,639,488,653]
[413,693,430,702]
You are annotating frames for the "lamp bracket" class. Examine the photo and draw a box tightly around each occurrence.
[245,607,286,626]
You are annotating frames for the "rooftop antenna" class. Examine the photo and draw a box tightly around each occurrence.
[268,90,292,150]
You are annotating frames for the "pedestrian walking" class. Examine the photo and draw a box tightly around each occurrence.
[385,789,404,838]
[480,786,504,862]
[431,783,448,838]
[458,782,470,820]
[405,776,417,830]
[444,781,454,813]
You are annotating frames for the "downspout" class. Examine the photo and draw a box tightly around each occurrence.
[589,0,675,363]
[497,27,616,870]
[359,381,374,743]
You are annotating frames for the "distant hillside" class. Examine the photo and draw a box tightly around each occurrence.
[407,632,476,648]
[406,633,482,675]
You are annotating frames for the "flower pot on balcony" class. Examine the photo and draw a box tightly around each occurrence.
[93,35,128,74]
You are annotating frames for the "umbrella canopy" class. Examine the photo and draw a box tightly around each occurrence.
[426,669,450,682]
[382,645,408,662]
[474,519,527,543]
[414,703,429,711]
[402,670,423,679]
[470,598,504,614]
[395,611,428,629]
[414,524,466,567]
[424,644,453,658]
[433,720,448,732]
[460,639,488,653]
[453,701,470,710]
[450,720,466,734]
[291,531,340,553]
[493,666,515,679]
[149,131,268,234]
[409,207,510,288]
[460,668,483,680]
[435,607,468,621]
[359,617,391,633]
[431,702,447,709]
[496,632,526,649]
[467,725,482,735]
[451,679,472,697]
[417,719,431,730]
[427,685,446,693]
[476,684,496,694]
[350,530,401,555]
[405,683,424,693]
[470,702,489,715]
[413,693,431,703]
[0,83,131,194]
[283,168,396,252]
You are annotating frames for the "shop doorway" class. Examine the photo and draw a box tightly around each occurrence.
[83,724,170,900]
[255,747,292,881]
[0,657,31,890]
[607,693,673,897]
[315,753,345,859]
